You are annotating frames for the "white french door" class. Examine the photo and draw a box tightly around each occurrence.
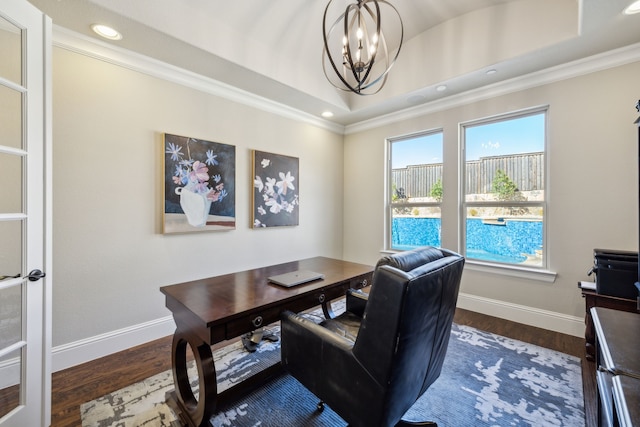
[0,0,51,426]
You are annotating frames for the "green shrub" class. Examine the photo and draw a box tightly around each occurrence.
[491,169,518,201]
[430,178,443,202]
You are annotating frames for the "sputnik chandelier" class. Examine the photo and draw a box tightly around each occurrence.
[322,0,404,95]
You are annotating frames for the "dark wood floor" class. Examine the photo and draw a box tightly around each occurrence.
[50,308,596,427]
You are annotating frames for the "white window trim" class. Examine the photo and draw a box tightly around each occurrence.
[386,129,444,251]
[459,106,550,272]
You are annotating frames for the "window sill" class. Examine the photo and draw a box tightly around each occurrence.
[380,249,557,283]
[465,259,557,283]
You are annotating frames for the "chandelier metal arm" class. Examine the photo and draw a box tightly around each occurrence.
[322,3,353,92]
[322,0,403,95]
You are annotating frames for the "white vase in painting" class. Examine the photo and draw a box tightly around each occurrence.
[176,187,212,227]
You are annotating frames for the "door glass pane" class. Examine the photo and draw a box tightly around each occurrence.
[0,85,23,150]
[0,283,24,418]
[0,15,22,85]
[0,221,22,280]
[0,283,23,349]
[0,346,23,418]
[0,153,23,213]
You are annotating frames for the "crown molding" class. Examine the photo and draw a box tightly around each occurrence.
[345,42,640,135]
[52,26,346,135]
[51,26,640,138]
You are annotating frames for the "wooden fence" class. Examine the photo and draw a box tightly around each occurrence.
[392,152,544,198]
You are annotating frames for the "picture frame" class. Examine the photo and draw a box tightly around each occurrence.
[163,133,236,233]
[252,150,299,228]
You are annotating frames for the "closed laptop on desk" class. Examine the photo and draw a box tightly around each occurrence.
[268,270,324,287]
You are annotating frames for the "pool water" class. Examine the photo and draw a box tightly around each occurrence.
[465,249,526,264]
[392,217,542,264]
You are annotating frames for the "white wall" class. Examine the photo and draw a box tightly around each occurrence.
[343,59,640,334]
[51,44,344,370]
[49,29,640,370]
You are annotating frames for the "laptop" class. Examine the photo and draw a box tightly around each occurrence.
[268,270,325,288]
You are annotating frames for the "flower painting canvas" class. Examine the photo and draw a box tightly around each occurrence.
[252,150,299,228]
[163,134,236,233]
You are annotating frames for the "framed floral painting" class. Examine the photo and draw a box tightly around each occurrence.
[163,133,236,233]
[252,150,299,228]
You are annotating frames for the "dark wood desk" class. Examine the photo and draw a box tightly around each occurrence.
[592,307,640,427]
[160,256,373,427]
[580,288,637,360]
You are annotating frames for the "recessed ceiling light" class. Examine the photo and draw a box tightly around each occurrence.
[624,0,640,14]
[321,111,334,118]
[91,24,122,40]
[436,85,447,92]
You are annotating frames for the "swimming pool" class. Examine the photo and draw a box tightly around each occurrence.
[392,217,542,264]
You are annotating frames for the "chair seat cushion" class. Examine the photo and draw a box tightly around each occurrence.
[319,312,362,344]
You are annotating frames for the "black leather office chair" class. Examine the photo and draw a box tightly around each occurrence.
[280,247,465,427]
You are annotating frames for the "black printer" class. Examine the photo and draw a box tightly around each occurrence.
[588,249,639,299]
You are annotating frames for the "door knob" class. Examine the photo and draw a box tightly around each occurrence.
[27,269,46,281]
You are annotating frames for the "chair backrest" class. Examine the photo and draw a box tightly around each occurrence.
[352,247,465,425]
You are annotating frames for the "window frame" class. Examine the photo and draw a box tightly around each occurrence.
[460,106,549,270]
[386,129,444,251]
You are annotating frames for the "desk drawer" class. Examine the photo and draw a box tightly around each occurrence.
[349,273,371,290]
[225,306,284,338]
[225,289,342,338]
[224,274,371,339]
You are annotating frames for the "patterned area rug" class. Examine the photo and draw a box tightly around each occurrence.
[81,315,585,426]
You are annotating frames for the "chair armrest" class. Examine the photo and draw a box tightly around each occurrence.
[345,288,369,318]
[321,288,369,320]
[281,310,354,353]
[281,311,356,381]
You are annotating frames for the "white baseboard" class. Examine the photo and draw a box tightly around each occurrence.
[457,292,585,338]
[52,316,176,373]
[50,295,584,373]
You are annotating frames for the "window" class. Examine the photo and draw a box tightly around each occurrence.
[388,131,443,250]
[462,109,546,268]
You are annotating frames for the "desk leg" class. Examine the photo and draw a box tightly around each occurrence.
[321,300,335,319]
[171,329,217,427]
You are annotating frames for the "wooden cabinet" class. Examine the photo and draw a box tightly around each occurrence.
[612,375,640,426]
[581,288,637,360]
[592,307,640,427]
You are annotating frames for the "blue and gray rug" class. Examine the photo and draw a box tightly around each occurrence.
[81,321,584,427]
